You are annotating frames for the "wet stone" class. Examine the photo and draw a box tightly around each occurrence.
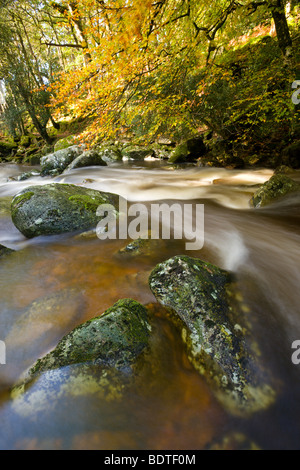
[149,255,277,416]
[11,183,119,238]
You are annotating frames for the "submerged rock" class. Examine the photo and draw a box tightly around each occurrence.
[29,298,151,375]
[116,237,166,259]
[11,299,152,418]
[11,183,119,238]
[250,174,300,208]
[0,244,14,258]
[40,145,84,175]
[149,255,276,416]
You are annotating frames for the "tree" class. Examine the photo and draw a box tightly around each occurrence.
[0,0,60,142]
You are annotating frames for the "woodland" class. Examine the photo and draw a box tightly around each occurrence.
[0,0,299,167]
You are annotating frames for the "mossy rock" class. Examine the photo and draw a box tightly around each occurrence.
[149,255,276,415]
[65,149,107,171]
[0,141,17,156]
[19,135,31,148]
[168,136,207,164]
[40,145,84,175]
[11,299,152,419]
[28,298,151,376]
[121,146,155,160]
[11,183,119,238]
[95,145,123,163]
[54,135,77,152]
[250,174,300,208]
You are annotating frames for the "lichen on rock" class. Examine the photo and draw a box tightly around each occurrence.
[29,298,152,376]
[149,255,276,416]
[11,183,119,238]
[250,174,300,208]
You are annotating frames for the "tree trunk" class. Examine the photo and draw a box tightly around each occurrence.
[268,0,293,58]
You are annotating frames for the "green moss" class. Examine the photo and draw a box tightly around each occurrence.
[168,142,188,163]
[29,298,151,376]
[68,194,100,212]
[149,255,276,415]
[250,174,300,207]
[11,192,34,219]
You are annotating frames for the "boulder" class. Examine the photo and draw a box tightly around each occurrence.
[11,299,152,419]
[149,255,276,415]
[250,174,300,208]
[65,149,107,171]
[40,145,84,175]
[11,183,119,238]
[121,146,155,161]
[95,145,123,163]
[28,298,151,375]
[168,136,207,164]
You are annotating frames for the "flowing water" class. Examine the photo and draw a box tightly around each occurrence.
[0,160,299,450]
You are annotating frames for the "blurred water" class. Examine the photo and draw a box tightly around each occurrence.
[0,161,299,449]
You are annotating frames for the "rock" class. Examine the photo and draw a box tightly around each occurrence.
[156,137,176,146]
[11,183,119,238]
[28,298,151,376]
[168,136,207,164]
[16,170,41,181]
[65,149,107,171]
[10,299,152,419]
[281,141,300,169]
[274,165,294,174]
[116,237,166,259]
[95,145,123,163]
[149,255,276,415]
[0,244,14,258]
[250,174,300,208]
[40,145,84,175]
[11,363,130,419]
[54,135,77,152]
[23,153,42,166]
[9,299,158,423]
[0,141,18,158]
[121,146,155,161]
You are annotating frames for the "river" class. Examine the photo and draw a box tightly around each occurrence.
[0,160,299,450]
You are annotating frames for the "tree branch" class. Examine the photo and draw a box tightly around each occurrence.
[41,41,85,49]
